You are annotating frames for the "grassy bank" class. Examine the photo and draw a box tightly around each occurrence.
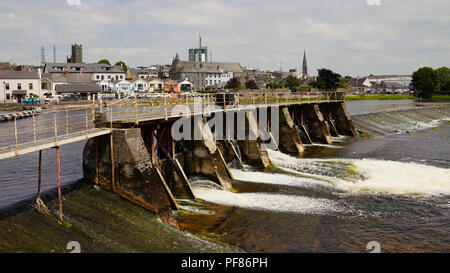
[346,94,450,101]
[345,94,416,101]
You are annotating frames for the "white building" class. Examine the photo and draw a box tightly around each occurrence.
[148,78,164,92]
[362,75,412,88]
[289,69,301,79]
[97,80,115,92]
[132,78,149,93]
[0,71,42,103]
[113,80,134,96]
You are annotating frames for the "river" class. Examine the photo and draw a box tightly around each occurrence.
[176,100,450,253]
[0,100,449,253]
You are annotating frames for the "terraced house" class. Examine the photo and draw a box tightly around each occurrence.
[0,71,42,103]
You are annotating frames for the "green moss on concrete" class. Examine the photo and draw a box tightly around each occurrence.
[0,181,242,253]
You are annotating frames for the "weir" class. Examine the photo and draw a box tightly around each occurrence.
[0,91,357,226]
[83,92,357,224]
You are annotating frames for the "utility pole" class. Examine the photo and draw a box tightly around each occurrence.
[53,45,56,63]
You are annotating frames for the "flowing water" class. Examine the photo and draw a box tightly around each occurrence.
[176,104,450,253]
[0,101,449,253]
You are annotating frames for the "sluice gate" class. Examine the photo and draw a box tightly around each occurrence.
[82,92,357,225]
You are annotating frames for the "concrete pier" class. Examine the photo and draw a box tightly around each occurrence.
[278,107,304,155]
[299,104,333,144]
[182,119,233,191]
[83,129,178,227]
[237,111,272,169]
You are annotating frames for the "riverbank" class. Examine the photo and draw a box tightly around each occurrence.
[345,94,450,101]
[0,180,242,253]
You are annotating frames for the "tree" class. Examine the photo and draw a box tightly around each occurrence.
[339,78,348,89]
[316,68,342,90]
[266,82,284,89]
[285,75,300,90]
[245,79,258,90]
[436,67,450,94]
[115,61,129,73]
[225,77,241,90]
[98,59,111,65]
[412,67,438,99]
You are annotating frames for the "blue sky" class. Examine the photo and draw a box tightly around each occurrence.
[0,0,449,76]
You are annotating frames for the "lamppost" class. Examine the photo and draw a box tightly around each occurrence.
[2,81,5,103]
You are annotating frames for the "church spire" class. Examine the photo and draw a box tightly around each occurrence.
[302,50,308,78]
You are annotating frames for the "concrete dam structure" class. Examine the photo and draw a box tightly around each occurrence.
[82,92,357,227]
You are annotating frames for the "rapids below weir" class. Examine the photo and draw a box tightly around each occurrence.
[0,101,449,253]
[176,105,450,253]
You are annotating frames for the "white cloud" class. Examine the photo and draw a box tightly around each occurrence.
[0,0,449,76]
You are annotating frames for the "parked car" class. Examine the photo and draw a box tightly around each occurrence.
[62,94,80,101]
[23,98,41,104]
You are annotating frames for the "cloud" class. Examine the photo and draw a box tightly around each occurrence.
[0,0,449,76]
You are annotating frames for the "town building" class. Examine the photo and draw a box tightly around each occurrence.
[169,53,243,90]
[148,78,164,92]
[112,79,134,95]
[188,36,208,62]
[129,67,159,80]
[163,80,179,93]
[132,78,149,93]
[43,63,126,83]
[289,69,301,79]
[362,75,412,93]
[0,71,42,103]
[55,83,101,101]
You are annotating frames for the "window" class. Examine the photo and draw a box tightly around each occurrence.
[96,75,100,80]
[108,75,111,79]
[101,75,104,80]
[42,83,48,89]
[6,94,10,100]
[29,83,33,90]
[17,83,21,90]
[120,75,123,79]
[5,83,9,90]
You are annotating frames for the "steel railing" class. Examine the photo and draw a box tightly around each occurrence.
[0,91,345,154]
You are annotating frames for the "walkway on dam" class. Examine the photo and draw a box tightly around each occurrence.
[0,91,345,160]
[97,91,345,126]
[0,105,111,160]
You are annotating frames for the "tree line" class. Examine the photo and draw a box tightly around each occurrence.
[98,59,129,73]
[412,67,450,99]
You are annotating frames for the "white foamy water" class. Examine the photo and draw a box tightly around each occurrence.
[267,150,450,197]
[231,169,338,190]
[193,186,340,215]
[337,159,450,196]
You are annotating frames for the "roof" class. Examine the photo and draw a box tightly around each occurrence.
[44,63,125,74]
[170,61,243,74]
[43,72,92,83]
[129,68,159,76]
[0,71,40,79]
[367,75,412,80]
[55,83,101,93]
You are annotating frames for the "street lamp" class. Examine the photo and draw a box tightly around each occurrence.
[2,81,5,103]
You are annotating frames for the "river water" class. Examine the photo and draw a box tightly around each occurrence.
[175,101,450,253]
[0,100,449,253]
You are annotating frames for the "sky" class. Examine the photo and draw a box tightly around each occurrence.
[0,0,449,76]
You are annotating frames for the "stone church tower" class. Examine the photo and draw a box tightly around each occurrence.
[302,50,308,79]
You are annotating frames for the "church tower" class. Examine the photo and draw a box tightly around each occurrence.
[302,50,308,79]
